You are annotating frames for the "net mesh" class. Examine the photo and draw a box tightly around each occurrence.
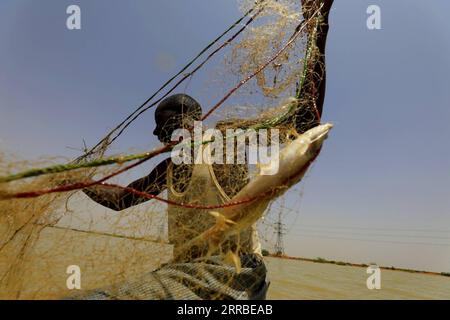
[0,0,331,299]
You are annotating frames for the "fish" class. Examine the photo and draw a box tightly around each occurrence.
[174,123,333,259]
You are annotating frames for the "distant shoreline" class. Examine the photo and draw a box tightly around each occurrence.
[266,254,450,278]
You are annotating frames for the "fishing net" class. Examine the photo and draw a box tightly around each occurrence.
[0,0,332,299]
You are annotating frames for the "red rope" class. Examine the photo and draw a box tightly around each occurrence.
[201,19,310,121]
[1,12,323,210]
[3,150,320,211]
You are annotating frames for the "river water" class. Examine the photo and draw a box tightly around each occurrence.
[265,257,450,300]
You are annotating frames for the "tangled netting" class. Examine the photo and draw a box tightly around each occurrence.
[0,0,330,299]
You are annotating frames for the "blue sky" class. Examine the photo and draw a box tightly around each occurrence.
[0,0,449,272]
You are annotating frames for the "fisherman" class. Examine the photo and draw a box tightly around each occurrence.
[82,92,268,299]
[78,0,334,300]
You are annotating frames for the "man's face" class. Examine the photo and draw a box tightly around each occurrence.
[153,109,183,144]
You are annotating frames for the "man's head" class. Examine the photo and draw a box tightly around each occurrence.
[153,94,202,143]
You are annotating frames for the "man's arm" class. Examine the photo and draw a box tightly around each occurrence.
[83,158,171,211]
[295,0,334,132]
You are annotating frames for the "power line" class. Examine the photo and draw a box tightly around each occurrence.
[290,233,450,247]
[295,225,450,233]
[294,228,450,240]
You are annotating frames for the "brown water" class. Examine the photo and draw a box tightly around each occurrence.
[265,257,450,300]
[4,224,449,299]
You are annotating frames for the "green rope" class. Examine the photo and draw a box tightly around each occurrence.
[1,7,320,185]
[0,152,156,184]
[0,101,298,185]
